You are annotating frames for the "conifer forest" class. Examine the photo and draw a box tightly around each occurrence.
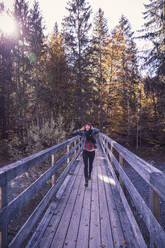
[0,0,165,161]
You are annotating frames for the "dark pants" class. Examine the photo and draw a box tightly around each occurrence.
[82,150,95,180]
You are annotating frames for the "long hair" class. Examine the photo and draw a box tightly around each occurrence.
[85,130,96,144]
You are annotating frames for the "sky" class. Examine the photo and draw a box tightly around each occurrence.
[4,0,148,35]
[30,0,148,36]
[2,0,150,75]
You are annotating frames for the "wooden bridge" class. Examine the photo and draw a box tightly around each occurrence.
[0,133,165,248]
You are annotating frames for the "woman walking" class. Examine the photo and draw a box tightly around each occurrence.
[73,123,100,187]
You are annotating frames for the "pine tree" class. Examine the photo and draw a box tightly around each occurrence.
[62,0,92,123]
[89,8,109,127]
[141,0,165,76]
[12,0,31,134]
[106,16,139,143]
[28,0,46,128]
[119,16,139,143]
[46,23,70,119]
[142,0,165,129]
[62,0,91,82]
[0,2,15,138]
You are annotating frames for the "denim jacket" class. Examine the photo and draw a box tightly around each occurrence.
[73,128,100,150]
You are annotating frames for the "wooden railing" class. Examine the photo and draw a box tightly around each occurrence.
[100,133,165,248]
[0,136,81,248]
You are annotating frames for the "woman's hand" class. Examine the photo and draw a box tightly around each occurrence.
[80,126,85,131]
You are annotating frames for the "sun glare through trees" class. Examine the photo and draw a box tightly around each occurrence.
[0,12,18,36]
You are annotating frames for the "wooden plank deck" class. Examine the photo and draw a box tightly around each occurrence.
[27,143,144,248]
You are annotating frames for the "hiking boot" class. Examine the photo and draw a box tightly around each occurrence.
[85,178,88,187]
[85,182,88,187]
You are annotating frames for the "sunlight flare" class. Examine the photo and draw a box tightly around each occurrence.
[0,13,18,36]
[98,174,116,185]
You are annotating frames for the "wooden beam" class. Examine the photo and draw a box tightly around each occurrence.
[74,140,77,156]
[119,154,124,189]
[150,188,160,222]
[100,134,165,201]
[104,143,165,247]
[103,147,147,247]
[110,143,114,164]
[0,142,81,225]
[67,144,70,164]
[8,149,81,248]
[0,136,79,186]
[0,183,8,248]
[51,153,56,186]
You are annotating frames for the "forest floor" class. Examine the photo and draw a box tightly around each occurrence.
[131,145,165,164]
[0,159,11,168]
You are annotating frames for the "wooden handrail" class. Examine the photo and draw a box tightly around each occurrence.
[99,132,165,248]
[100,133,165,200]
[0,136,81,248]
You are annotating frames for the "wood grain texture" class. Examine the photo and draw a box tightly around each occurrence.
[97,156,114,248]
[150,188,160,222]
[89,152,101,248]
[49,165,83,248]
[100,137,147,248]
[63,167,85,248]
[25,141,148,248]
[51,153,56,186]
[100,133,165,201]
[2,133,164,248]
[0,141,81,223]
[25,201,57,248]
[7,144,81,248]
[76,174,91,248]
[0,136,79,186]
[103,140,165,246]
[26,156,82,248]
[99,151,128,248]
[100,133,162,184]
[47,165,83,248]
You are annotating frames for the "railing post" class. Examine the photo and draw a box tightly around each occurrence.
[150,188,160,222]
[67,144,70,164]
[51,153,56,186]
[104,137,106,151]
[74,140,77,156]
[78,138,81,152]
[105,139,108,157]
[103,137,106,150]
[119,154,124,189]
[0,181,9,248]
[105,139,107,154]
[110,143,114,163]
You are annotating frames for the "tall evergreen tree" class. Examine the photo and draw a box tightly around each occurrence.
[62,0,91,83]
[28,0,46,128]
[119,16,139,143]
[91,8,109,84]
[62,0,92,123]
[89,8,109,127]
[12,0,31,134]
[109,16,139,143]
[0,3,14,138]
[142,0,165,122]
[142,0,165,76]
[46,23,70,119]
